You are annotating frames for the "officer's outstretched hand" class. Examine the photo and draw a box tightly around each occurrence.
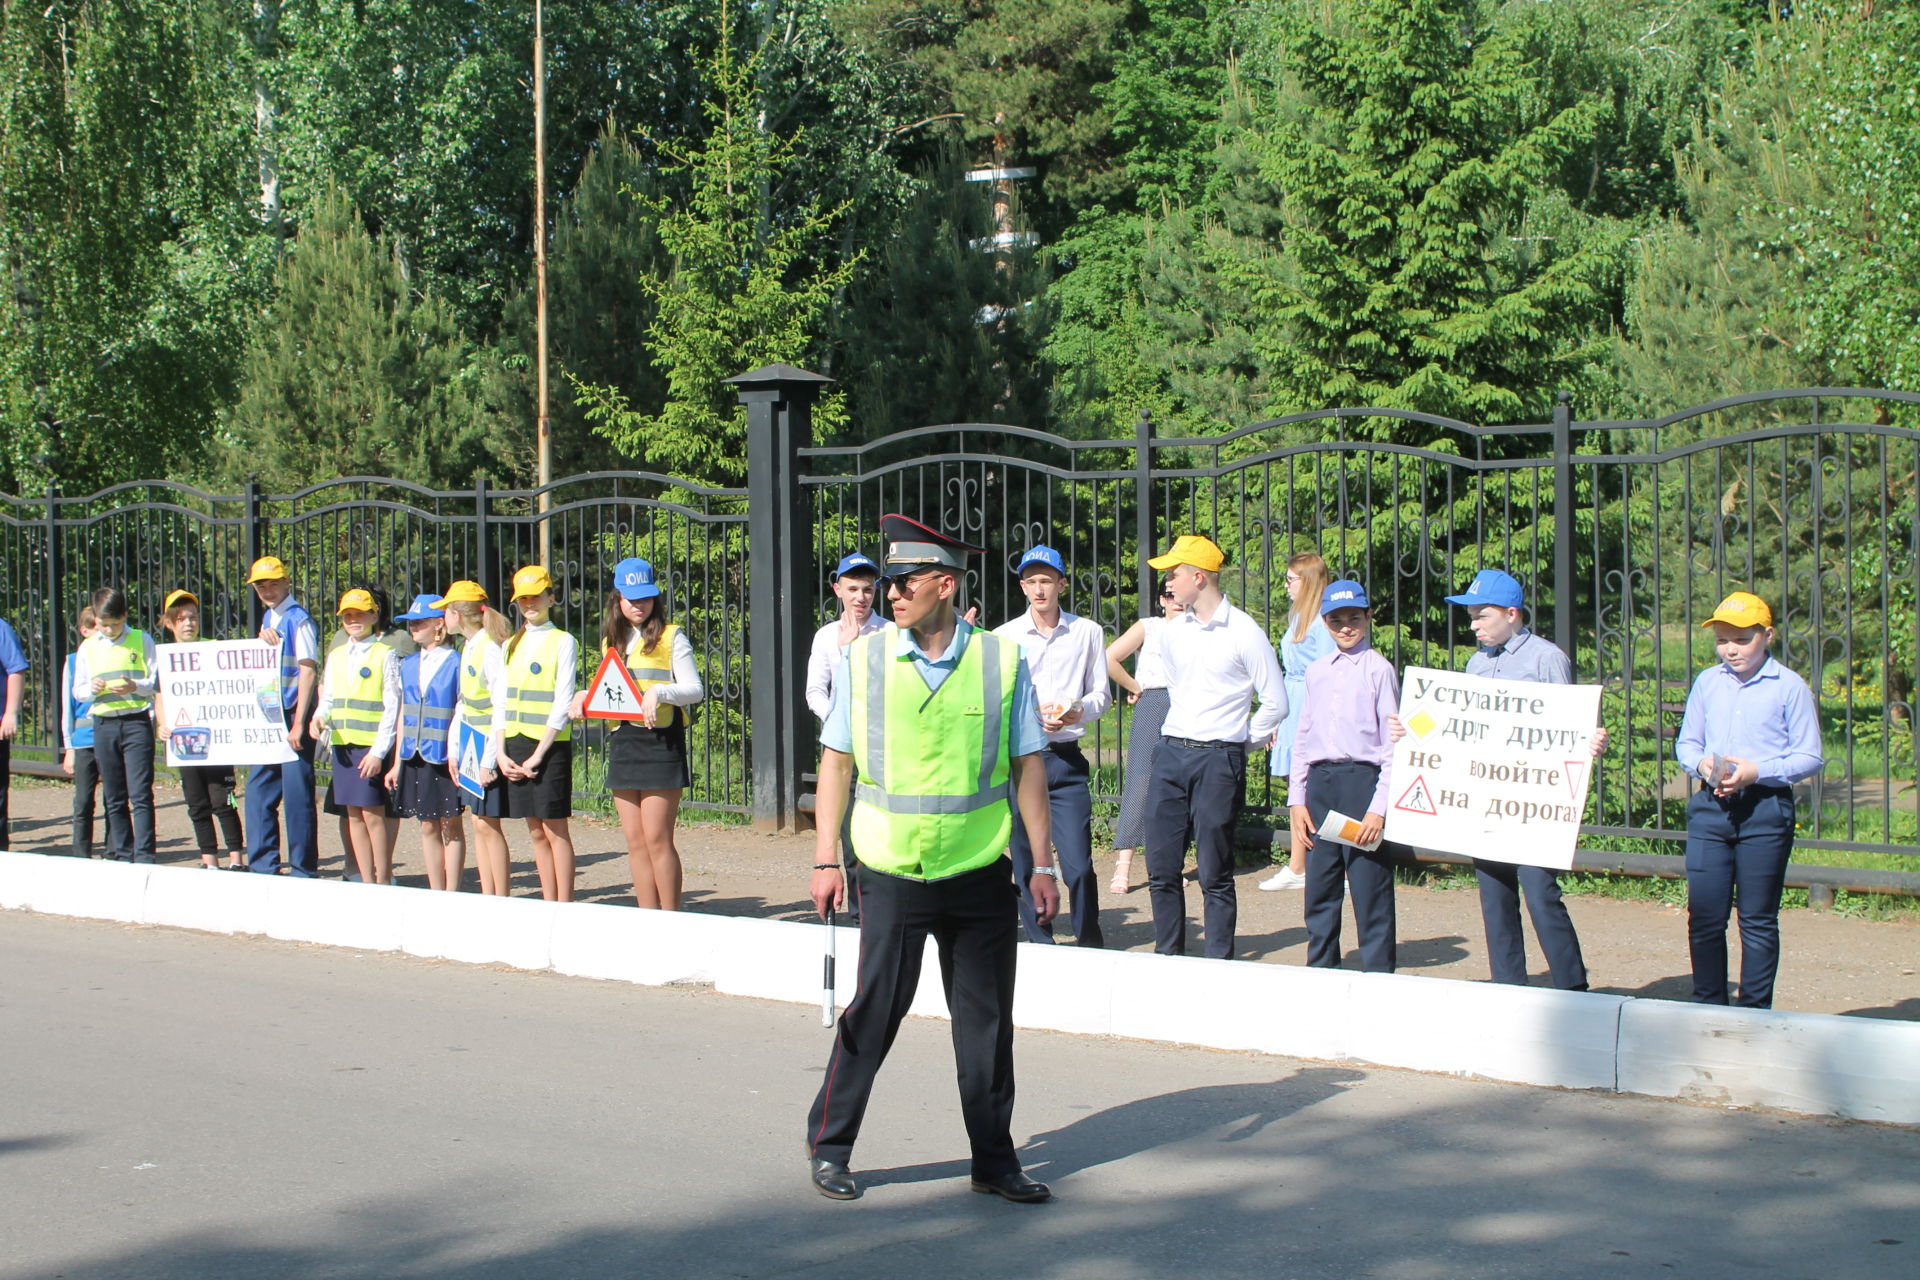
[1029,873,1061,926]
[811,866,846,918]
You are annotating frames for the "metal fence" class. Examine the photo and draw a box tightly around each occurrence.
[4,373,1916,858]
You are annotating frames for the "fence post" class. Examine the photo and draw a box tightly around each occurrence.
[44,478,62,752]
[1552,390,1576,661]
[245,477,264,632]
[1135,408,1156,613]
[729,363,832,833]
[474,474,492,598]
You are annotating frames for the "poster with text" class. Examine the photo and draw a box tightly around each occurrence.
[1383,665,1601,870]
[158,640,296,768]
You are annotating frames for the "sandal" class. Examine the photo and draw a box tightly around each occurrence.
[1108,853,1132,895]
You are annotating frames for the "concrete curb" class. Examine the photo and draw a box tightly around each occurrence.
[4,852,1914,1125]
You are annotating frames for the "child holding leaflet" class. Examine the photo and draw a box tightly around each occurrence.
[78,589,159,864]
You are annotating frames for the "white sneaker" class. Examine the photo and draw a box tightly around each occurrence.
[1258,867,1307,892]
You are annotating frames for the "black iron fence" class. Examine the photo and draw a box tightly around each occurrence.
[4,374,1916,859]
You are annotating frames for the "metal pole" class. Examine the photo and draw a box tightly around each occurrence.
[1552,390,1576,661]
[1135,408,1155,614]
[533,0,552,568]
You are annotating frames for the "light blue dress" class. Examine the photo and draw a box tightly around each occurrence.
[1269,613,1336,778]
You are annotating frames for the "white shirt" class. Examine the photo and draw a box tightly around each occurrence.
[1133,617,1171,690]
[1159,596,1286,745]
[992,608,1111,744]
[624,628,704,706]
[316,635,402,757]
[806,614,886,720]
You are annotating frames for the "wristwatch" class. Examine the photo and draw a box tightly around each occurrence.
[1030,865,1060,879]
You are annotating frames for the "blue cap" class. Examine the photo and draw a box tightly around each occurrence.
[832,552,881,581]
[1015,545,1066,577]
[1320,580,1371,614]
[1444,569,1525,611]
[613,557,661,601]
[393,593,446,622]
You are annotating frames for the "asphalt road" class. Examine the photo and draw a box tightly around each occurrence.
[4,911,1915,1280]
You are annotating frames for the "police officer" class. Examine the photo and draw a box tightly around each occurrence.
[806,514,1061,1204]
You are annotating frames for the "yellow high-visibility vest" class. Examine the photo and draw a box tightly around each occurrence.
[325,642,393,747]
[621,623,682,729]
[504,628,572,742]
[84,630,153,718]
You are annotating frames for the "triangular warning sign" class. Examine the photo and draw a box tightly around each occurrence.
[1563,760,1588,799]
[581,648,650,721]
[460,732,482,776]
[1393,774,1438,816]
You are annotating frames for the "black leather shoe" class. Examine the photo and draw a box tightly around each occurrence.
[970,1171,1051,1203]
[810,1158,859,1200]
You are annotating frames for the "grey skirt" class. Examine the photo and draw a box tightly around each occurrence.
[1112,687,1170,850]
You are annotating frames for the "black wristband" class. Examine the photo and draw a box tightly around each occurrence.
[813,863,842,871]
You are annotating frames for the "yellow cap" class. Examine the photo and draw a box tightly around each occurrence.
[163,589,200,612]
[247,555,290,583]
[1147,535,1226,573]
[431,580,489,608]
[336,588,377,614]
[511,565,554,600]
[1700,591,1772,629]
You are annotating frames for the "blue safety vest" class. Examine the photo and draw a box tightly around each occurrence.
[66,652,95,750]
[395,650,460,764]
[270,601,316,713]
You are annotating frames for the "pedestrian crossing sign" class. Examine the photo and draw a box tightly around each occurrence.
[582,648,649,721]
[1393,775,1437,816]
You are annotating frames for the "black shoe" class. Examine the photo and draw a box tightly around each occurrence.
[970,1170,1051,1203]
[809,1158,859,1200]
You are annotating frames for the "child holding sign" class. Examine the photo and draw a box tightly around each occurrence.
[1675,592,1824,1008]
[571,558,703,910]
[1289,580,1398,972]
[158,589,246,869]
[438,582,512,895]
[385,595,467,891]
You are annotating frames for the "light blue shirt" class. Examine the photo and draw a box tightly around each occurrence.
[1674,656,1824,787]
[820,616,1046,758]
[1462,629,1572,685]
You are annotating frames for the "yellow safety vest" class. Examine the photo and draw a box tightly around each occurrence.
[325,641,392,747]
[847,623,1017,880]
[457,632,498,731]
[85,630,153,718]
[504,628,572,742]
[621,623,681,729]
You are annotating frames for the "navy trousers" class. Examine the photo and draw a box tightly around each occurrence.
[94,713,157,863]
[1144,738,1244,959]
[1473,860,1588,989]
[1303,761,1396,973]
[69,746,99,856]
[1685,784,1796,1008]
[807,858,1021,1178]
[245,739,319,876]
[1009,742,1100,947]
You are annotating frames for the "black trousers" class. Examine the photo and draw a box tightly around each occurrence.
[1143,738,1244,959]
[1009,742,1101,946]
[1473,859,1588,989]
[807,858,1021,1178]
[70,746,99,856]
[95,713,157,863]
[1303,761,1396,973]
[181,764,244,855]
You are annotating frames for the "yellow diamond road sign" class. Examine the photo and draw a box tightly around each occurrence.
[1407,710,1437,738]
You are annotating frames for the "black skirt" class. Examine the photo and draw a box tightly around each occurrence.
[505,735,573,820]
[604,721,691,792]
[393,754,463,820]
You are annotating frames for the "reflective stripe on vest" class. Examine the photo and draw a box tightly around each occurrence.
[847,624,1016,881]
[326,642,392,746]
[66,653,95,748]
[504,628,571,742]
[397,650,459,763]
[86,630,152,718]
[272,601,316,712]
[458,632,497,727]
[624,622,681,729]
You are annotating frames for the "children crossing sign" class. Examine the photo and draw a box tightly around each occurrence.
[581,649,650,722]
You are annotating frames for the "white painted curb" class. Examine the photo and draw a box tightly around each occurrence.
[3,851,1914,1125]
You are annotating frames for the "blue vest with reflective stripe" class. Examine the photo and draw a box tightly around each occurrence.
[66,652,94,750]
[396,650,460,764]
[272,601,316,712]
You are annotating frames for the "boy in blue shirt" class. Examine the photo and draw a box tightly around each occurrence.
[1675,592,1824,1008]
[0,614,29,849]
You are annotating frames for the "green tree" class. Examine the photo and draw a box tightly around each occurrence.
[220,188,502,491]
[573,9,856,484]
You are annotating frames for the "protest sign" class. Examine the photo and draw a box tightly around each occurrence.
[454,721,487,800]
[1383,665,1601,870]
[158,640,296,768]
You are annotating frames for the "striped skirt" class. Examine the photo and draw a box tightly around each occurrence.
[1111,686,1170,851]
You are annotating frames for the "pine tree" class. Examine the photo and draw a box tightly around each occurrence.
[219,188,500,490]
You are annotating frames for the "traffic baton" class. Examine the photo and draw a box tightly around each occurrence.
[821,906,838,1028]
